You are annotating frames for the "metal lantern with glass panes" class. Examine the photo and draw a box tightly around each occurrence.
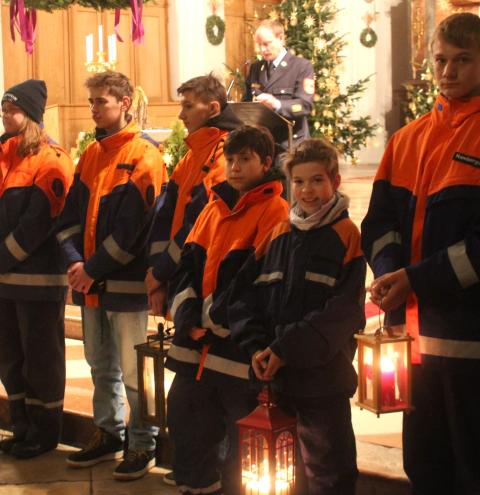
[237,385,296,495]
[135,322,174,435]
[355,322,414,416]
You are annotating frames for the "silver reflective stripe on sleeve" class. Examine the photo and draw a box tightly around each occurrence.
[447,241,479,289]
[24,398,64,409]
[149,240,169,255]
[8,392,25,401]
[305,271,336,286]
[168,344,249,380]
[254,271,284,284]
[167,240,182,265]
[57,224,81,243]
[170,287,197,319]
[201,294,230,337]
[420,336,480,359]
[370,231,402,263]
[0,273,67,286]
[103,235,135,265]
[5,233,28,261]
[105,280,147,294]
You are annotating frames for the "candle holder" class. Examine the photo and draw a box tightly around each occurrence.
[85,51,117,73]
[237,385,296,495]
[135,322,174,436]
[355,311,414,416]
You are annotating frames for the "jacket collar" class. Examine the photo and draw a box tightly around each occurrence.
[263,51,294,90]
[95,120,140,152]
[212,176,283,214]
[432,94,480,128]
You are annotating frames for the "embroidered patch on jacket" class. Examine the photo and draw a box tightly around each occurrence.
[116,163,135,171]
[453,152,480,168]
[303,78,315,95]
[291,103,303,113]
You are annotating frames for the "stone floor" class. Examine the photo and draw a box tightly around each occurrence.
[0,430,178,495]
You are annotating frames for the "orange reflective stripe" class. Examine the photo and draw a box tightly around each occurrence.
[196,344,211,381]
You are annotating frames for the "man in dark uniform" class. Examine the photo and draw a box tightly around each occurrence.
[243,19,315,151]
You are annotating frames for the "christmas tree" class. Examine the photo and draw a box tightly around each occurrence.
[403,60,438,123]
[273,0,377,162]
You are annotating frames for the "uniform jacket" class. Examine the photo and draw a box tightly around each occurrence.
[0,134,74,301]
[165,172,289,383]
[361,94,480,367]
[229,193,366,398]
[243,51,315,148]
[149,105,242,283]
[57,121,167,311]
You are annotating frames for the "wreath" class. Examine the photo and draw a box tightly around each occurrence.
[206,14,225,46]
[360,27,377,48]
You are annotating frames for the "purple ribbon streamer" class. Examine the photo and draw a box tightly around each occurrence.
[130,0,144,44]
[9,0,37,54]
[114,9,124,43]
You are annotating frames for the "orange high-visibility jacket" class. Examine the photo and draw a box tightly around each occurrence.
[149,105,242,283]
[166,174,289,382]
[0,135,74,301]
[362,95,480,365]
[57,122,167,311]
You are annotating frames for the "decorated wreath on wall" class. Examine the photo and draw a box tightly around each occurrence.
[205,14,225,46]
[360,27,378,48]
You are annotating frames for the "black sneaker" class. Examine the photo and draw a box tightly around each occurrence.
[66,428,124,468]
[11,439,57,459]
[113,449,156,481]
[163,470,176,486]
[0,436,24,454]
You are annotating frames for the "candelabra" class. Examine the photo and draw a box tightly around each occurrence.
[85,25,117,73]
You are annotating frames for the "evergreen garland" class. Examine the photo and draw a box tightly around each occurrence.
[273,0,378,162]
[8,0,151,11]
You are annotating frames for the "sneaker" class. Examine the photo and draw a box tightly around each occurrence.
[66,428,124,468]
[113,449,156,481]
[0,436,24,454]
[163,470,176,486]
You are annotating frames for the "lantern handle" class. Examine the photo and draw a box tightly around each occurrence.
[374,298,395,338]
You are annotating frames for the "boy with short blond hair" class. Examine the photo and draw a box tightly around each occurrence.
[57,71,167,480]
[362,13,480,494]
[146,74,242,315]
[229,138,366,495]
[166,125,289,495]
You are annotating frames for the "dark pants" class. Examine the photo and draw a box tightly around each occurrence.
[0,297,66,446]
[167,374,257,495]
[403,363,480,495]
[284,394,358,495]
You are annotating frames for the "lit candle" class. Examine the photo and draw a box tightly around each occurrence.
[98,25,103,53]
[85,33,94,64]
[380,356,396,407]
[108,34,117,62]
[145,356,156,416]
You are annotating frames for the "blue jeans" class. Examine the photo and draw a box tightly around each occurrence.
[82,307,157,451]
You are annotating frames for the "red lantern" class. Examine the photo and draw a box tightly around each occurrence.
[237,386,296,494]
[355,325,413,416]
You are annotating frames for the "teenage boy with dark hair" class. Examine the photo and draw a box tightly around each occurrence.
[362,13,480,495]
[165,125,289,495]
[229,138,365,495]
[57,71,167,480]
[145,73,242,316]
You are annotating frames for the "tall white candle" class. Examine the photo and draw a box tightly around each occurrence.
[108,34,117,62]
[85,33,94,63]
[98,25,103,52]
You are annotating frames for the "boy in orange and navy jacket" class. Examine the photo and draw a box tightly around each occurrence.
[362,13,480,494]
[229,138,366,494]
[165,126,289,495]
[145,74,242,315]
[57,72,167,481]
